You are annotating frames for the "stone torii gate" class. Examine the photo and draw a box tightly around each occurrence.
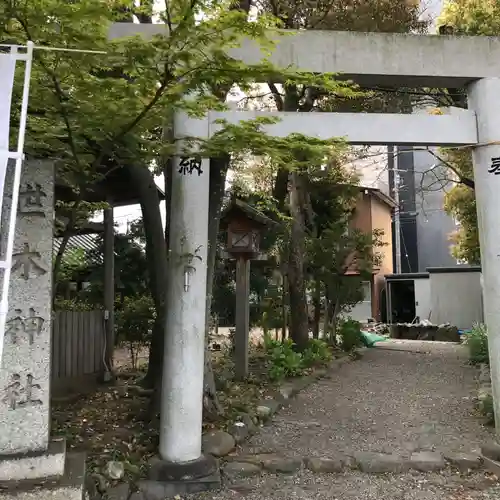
[110,25,500,493]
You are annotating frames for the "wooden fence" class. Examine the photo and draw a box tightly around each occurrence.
[52,310,105,392]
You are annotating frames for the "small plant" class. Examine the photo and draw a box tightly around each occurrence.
[302,339,333,367]
[464,322,489,365]
[265,338,303,381]
[263,337,333,381]
[337,317,363,352]
[479,393,495,426]
[115,295,155,369]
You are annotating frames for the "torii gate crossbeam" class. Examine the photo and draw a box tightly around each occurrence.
[109,24,500,87]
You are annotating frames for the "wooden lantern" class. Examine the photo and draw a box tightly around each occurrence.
[221,198,273,258]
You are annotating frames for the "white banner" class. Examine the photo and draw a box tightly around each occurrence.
[0,43,34,364]
[0,52,16,221]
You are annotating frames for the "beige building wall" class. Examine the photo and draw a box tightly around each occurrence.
[370,196,394,319]
[370,196,393,276]
[348,191,394,320]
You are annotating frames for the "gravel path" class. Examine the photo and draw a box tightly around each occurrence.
[190,341,498,500]
[246,342,492,456]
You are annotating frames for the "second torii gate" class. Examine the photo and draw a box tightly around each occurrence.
[110,25,500,493]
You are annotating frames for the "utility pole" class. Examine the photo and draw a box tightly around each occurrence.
[391,146,402,274]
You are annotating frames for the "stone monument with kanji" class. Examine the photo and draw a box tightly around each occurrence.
[0,160,85,499]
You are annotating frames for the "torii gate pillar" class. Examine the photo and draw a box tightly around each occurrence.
[467,77,500,430]
[148,109,220,495]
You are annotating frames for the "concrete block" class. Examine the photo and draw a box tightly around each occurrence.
[0,439,65,481]
[0,453,85,500]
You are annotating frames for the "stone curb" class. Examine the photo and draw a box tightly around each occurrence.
[221,449,484,480]
[481,441,500,477]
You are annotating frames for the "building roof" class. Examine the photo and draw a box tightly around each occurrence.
[426,266,481,274]
[385,272,429,281]
[360,186,398,209]
[53,234,102,266]
[55,167,165,208]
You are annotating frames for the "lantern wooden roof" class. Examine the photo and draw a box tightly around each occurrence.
[220,198,277,230]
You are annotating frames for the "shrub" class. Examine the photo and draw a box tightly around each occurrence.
[464,322,489,365]
[263,336,332,381]
[479,393,495,426]
[337,317,364,352]
[54,298,96,311]
[264,338,303,381]
[115,295,155,369]
[302,339,333,367]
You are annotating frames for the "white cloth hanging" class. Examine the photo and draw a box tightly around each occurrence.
[0,44,33,364]
[0,52,16,224]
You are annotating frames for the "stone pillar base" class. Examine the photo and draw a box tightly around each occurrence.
[0,452,86,500]
[0,439,66,482]
[137,454,221,499]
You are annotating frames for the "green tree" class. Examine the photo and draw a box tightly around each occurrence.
[86,230,150,303]
[306,162,384,337]
[116,294,156,369]
[442,149,480,264]
[2,0,362,415]
[439,0,500,35]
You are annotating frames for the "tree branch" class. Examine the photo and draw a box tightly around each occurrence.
[424,148,475,190]
[267,82,284,111]
[15,16,82,169]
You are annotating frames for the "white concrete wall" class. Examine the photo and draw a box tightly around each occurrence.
[349,302,372,323]
[348,281,372,323]
[429,270,483,329]
[414,278,431,321]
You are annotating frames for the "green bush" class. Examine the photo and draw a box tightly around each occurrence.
[54,298,96,312]
[263,336,332,381]
[302,339,333,367]
[116,295,155,368]
[464,322,489,365]
[479,393,495,425]
[337,317,364,352]
[264,338,303,381]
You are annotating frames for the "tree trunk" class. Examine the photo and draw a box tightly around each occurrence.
[323,295,331,342]
[126,164,168,393]
[203,155,230,420]
[331,299,341,337]
[312,279,321,339]
[287,171,310,350]
[281,273,287,340]
[271,87,314,350]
